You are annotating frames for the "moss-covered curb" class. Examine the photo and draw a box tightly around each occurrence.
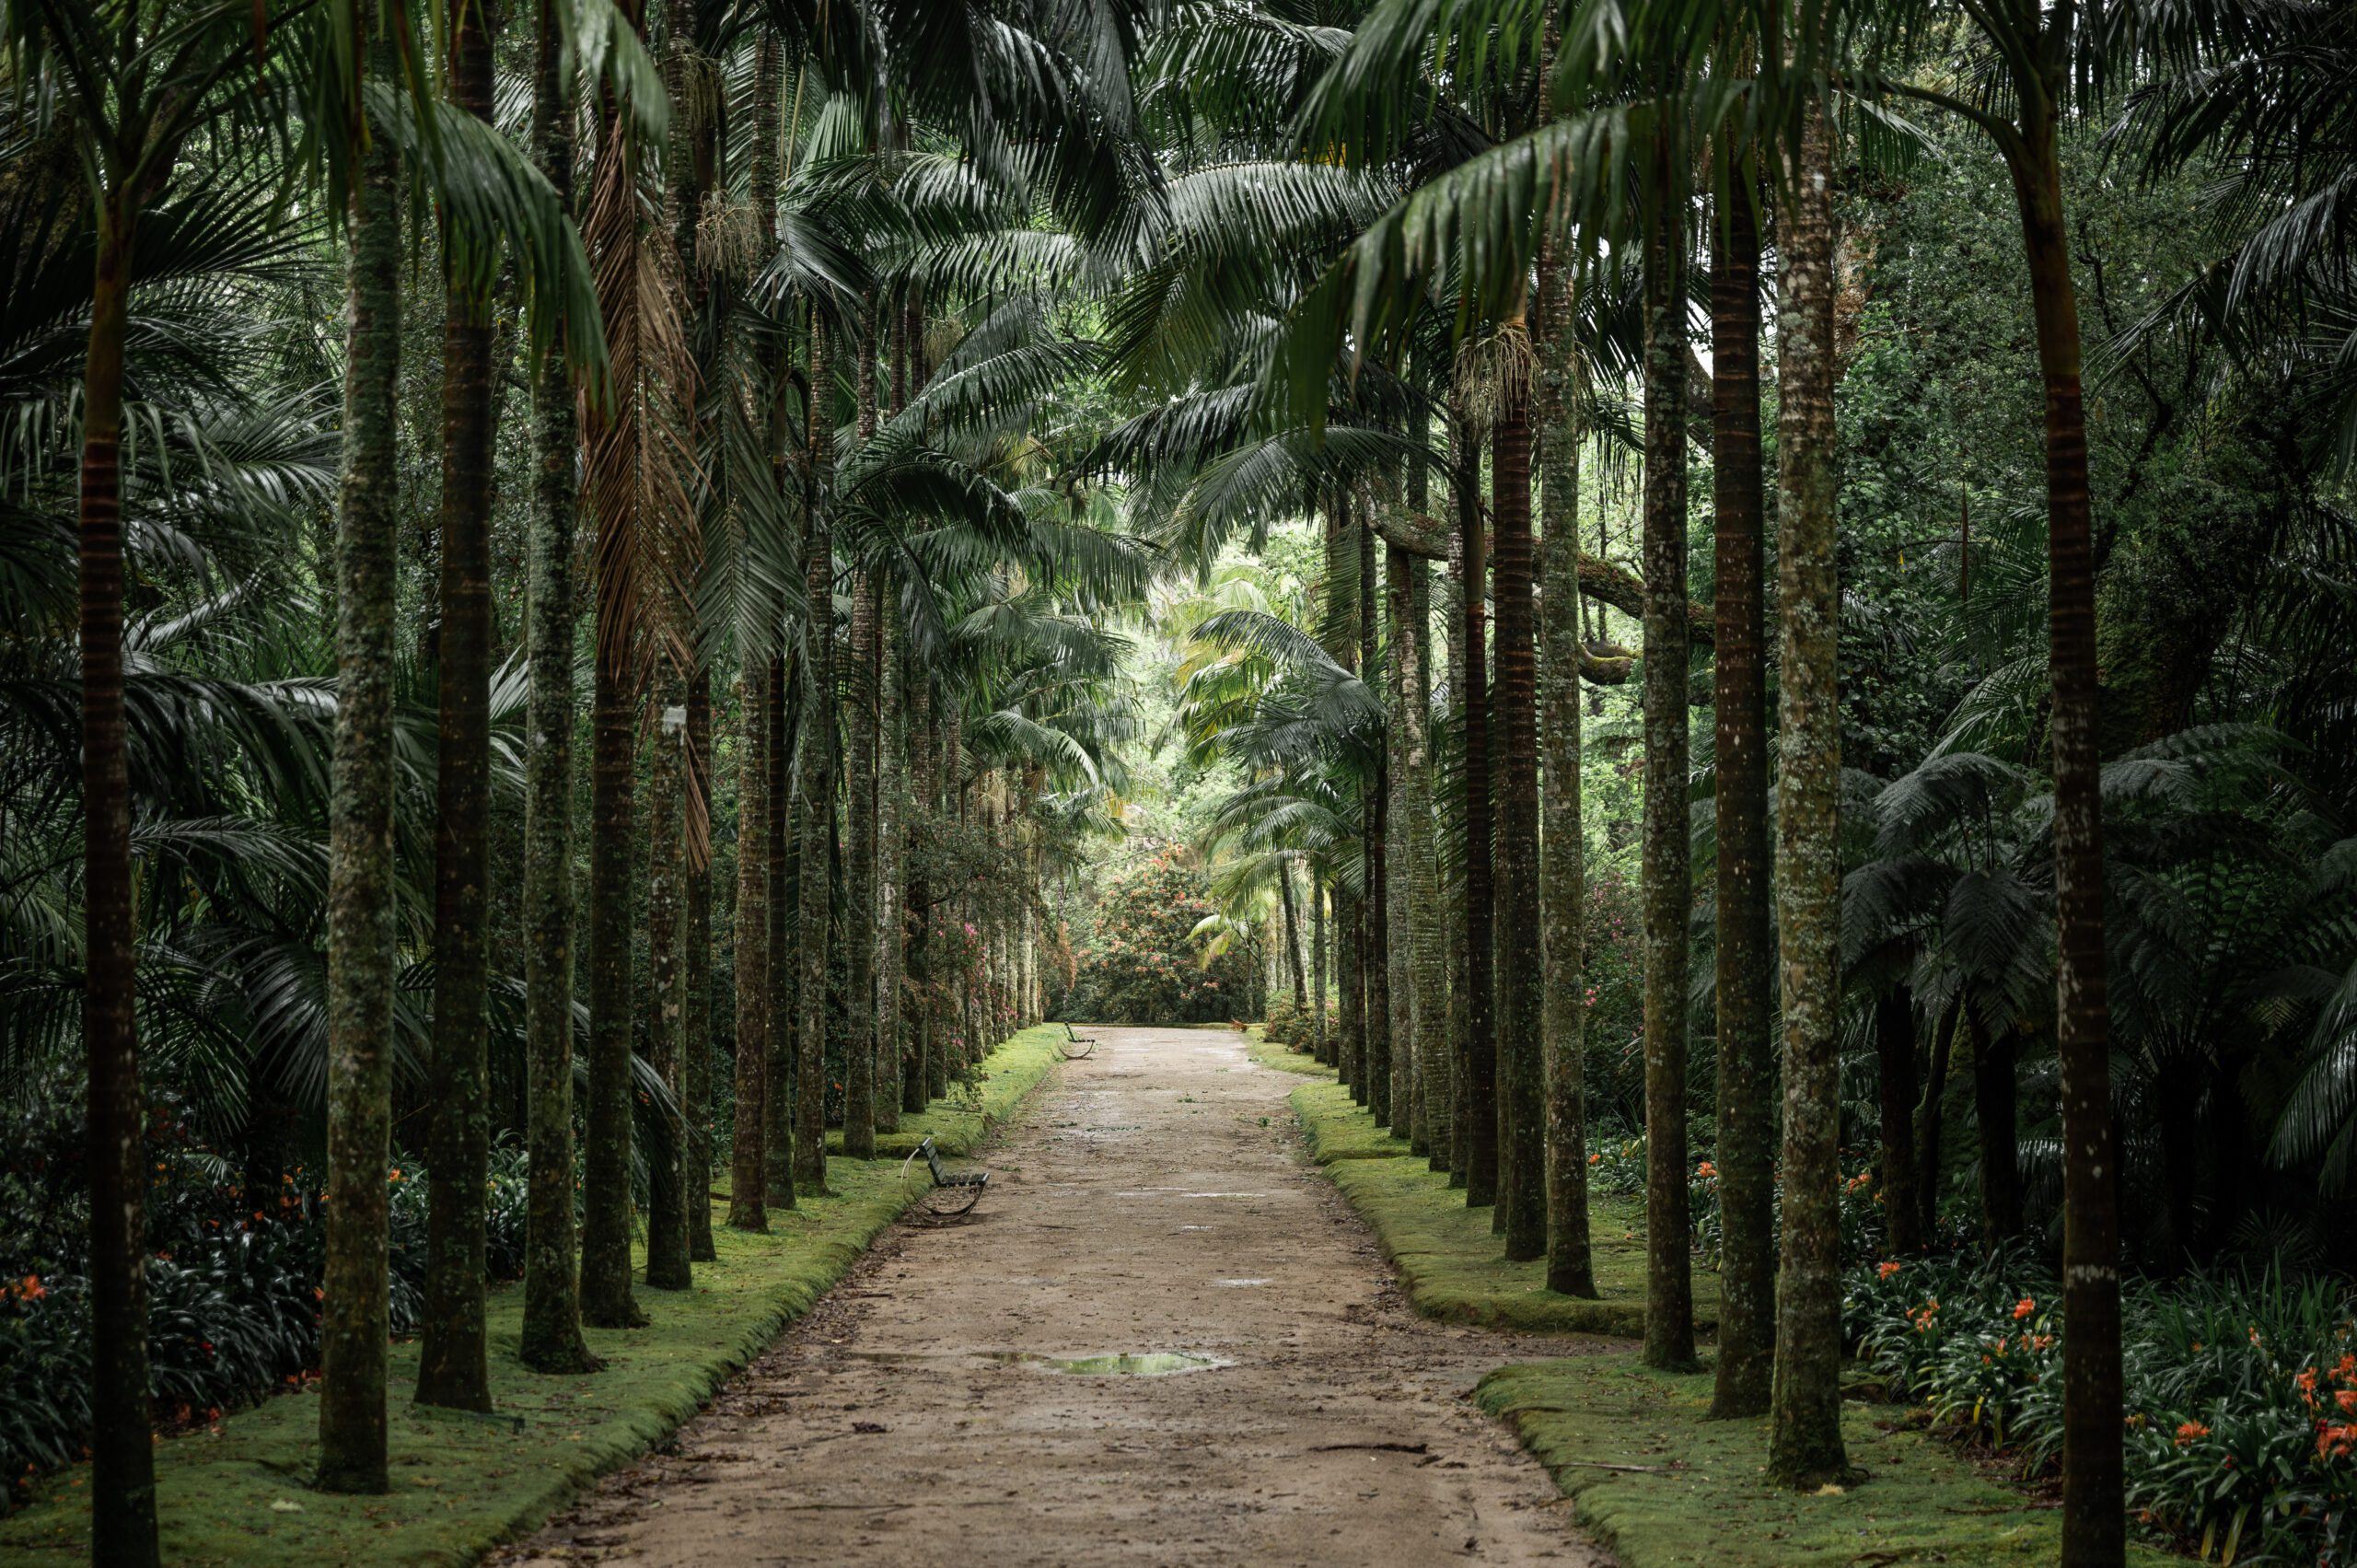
[1255,1032,1715,1338]
[0,1024,1064,1567]
[1477,1354,2177,1567]
[824,1024,1065,1157]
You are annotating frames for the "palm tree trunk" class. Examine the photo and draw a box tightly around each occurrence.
[1385,540,1418,1144]
[1875,987,1922,1256]
[1916,1002,1956,1244]
[906,672,935,1110]
[1444,431,1473,1187]
[794,314,835,1196]
[2011,92,2122,1568]
[577,78,649,1329]
[519,0,599,1366]
[1493,332,1544,1262]
[1535,240,1596,1298]
[876,602,907,1132]
[1336,887,1363,1093]
[1281,859,1308,1015]
[1310,867,1329,1063]
[1639,154,1697,1370]
[686,679,716,1259]
[765,655,798,1208]
[1970,1008,2021,1249]
[1361,507,1393,1131]
[79,166,158,1558]
[579,641,644,1327]
[844,558,878,1158]
[729,657,770,1230]
[1458,410,1498,1210]
[1765,102,1849,1488]
[1708,160,1774,1417]
[319,26,406,1487]
[417,0,499,1412]
[1407,557,1448,1175]
[642,687,692,1289]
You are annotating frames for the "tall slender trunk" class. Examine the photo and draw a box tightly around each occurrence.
[1971,1008,2021,1249]
[1640,162,1696,1367]
[79,167,157,1557]
[1917,1002,1956,1243]
[906,672,935,1112]
[1535,241,1596,1298]
[1362,507,1393,1131]
[764,656,797,1207]
[2012,88,2122,1568]
[1385,540,1418,1144]
[320,24,405,1486]
[794,315,834,1195]
[1493,330,1544,1262]
[730,658,770,1229]
[1336,887,1363,1093]
[1310,867,1329,1063]
[1445,428,1474,1187]
[686,676,716,1259]
[844,560,878,1157]
[642,688,692,1289]
[418,0,499,1411]
[843,304,879,1156]
[1459,412,1498,1210]
[1407,554,1448,1174]
[876,602,906,1132]
[579,644,644,1327]
[1281,859,1307,1015]
[1875,986,1923,1256]
[1709,162,1774,1416]
[519,0,598,1367]
[1766,103,1849,1488]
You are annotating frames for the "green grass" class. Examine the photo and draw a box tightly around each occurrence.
[1265,1039,1712,1337]
[1240,1025,1331,1075]
[1476,1355,2177,1568]
[0,1024,1065,1567]
[824,1024,1067,1156]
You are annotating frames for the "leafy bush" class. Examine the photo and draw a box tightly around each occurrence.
[1262,996,1318,1051]
[1852,1250,2357,1564]
[1584,1131,1888,1270]
[1063,846,1251,1024]
[0,1086,535,1510]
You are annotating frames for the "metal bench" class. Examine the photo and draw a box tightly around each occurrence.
[900,1134,989,1221]
[1059,1021,1097,1060]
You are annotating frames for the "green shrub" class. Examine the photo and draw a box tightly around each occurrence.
[1063,846,1251,1024]
[1851,1250,2357,1564]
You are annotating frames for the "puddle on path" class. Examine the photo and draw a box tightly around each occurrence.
[1213,1278,1270,1288]
[841,1349,1228,1377]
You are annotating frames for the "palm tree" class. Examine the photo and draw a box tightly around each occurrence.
[0,0,296,1542]
[417,0,501,1415]
[1707,143,1774,1417]
[1637,136,1696,1370]
[519,0,598,1371]
[1765,97,1849,1492]
[315,0,410,1494]
[1535,234,1597,1298]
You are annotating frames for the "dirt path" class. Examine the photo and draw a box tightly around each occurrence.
[494,1027,1617,1567]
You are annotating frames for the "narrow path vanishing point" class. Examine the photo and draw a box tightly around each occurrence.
[496,1027,1619,1566]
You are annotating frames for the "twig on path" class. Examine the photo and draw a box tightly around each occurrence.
[1309,1441,1430,1455]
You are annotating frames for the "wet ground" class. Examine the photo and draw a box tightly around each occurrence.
[492,1026,1615,1566]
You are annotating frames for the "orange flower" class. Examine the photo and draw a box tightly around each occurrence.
[1696,1160,1718,1179]
[1587,1153,1600,1166]
[1877,1261,1901,1279]
[17,1275,43,1302]
[2014,1297,2036,1320]
[2338,1389,2357,1414]
[2175,1421,2210,1446]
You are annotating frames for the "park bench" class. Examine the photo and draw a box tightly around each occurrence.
[1059,1021,1097,1060]
[900,1134,989,1221]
